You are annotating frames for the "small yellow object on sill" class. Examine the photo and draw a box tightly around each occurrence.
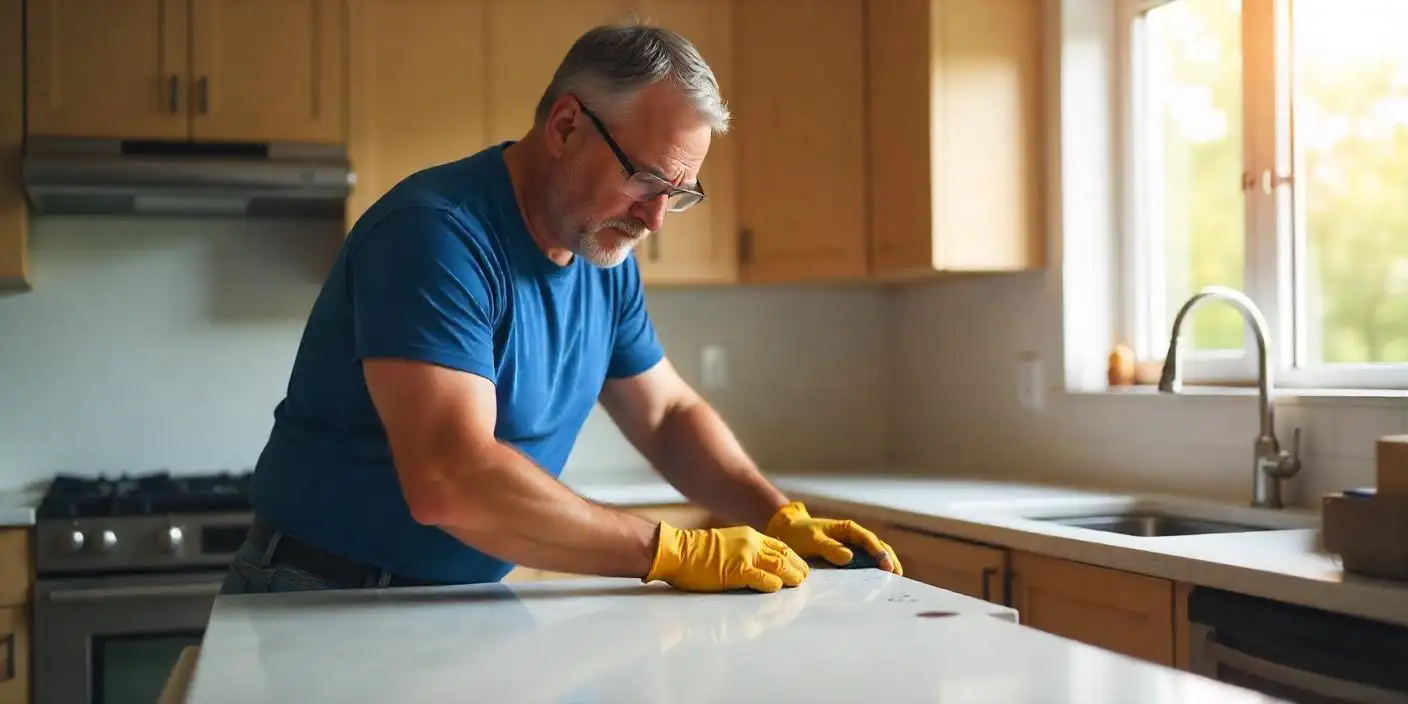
[1107,344,1167,388]
[1107,343,1136,387]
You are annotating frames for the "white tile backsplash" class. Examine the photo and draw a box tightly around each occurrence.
[0,217,890,489]
[887,275,1408,507]
[3,217,1403,508]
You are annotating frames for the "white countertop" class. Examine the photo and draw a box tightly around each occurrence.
[0,484,43,527]
[186,570,1278,703]
[575,473,1408,629]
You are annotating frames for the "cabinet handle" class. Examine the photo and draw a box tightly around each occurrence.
[647,234,660,261]
[167,75,180,113]
[738,229,753,264]
[197,76,210,114]
[1,632,13,682]
[980,567,997,601]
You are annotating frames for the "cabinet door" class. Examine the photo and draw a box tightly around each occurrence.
[345,0,490,227]
[484,0,633,145]
[630,0,739,285]
[734,0,868,284]
[0,530,30,608]
[1009,551,1176,666]
[0,0,26,290]
[868,0,1046,276]
[0,606,28,704]
[190,0,346,143]
[882,525,1008,604]
[26,0,189,139]
[935,0,1045,272]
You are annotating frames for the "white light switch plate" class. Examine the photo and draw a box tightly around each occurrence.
[1018,353,1044,410]
[701,345,727,390]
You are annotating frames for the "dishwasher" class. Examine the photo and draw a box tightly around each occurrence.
[1187,586,1408,703]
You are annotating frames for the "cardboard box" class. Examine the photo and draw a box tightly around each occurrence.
[1379,435,1408,499]
[1322,492,1408,582]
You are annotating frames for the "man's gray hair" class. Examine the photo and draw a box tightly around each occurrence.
[535,21,731,135]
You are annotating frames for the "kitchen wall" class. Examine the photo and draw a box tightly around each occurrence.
[886,271,1408,508]
[0,216,890,489]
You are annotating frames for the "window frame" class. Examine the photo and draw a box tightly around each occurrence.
[1118,0,1408,391]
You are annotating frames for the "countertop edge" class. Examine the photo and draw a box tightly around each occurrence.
[0,508,35,528]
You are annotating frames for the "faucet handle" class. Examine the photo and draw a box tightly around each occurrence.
[1268,427,1303,479]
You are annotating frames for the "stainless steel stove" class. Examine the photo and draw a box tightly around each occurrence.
[32,470,254,704]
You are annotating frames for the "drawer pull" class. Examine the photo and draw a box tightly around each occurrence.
[981,566,997,601]
[2,632,13,682]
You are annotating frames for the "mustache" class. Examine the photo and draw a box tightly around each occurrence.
[598,218,649,238]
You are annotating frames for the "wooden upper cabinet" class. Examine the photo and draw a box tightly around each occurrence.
[868,0,1047,278]
[734,0,868,284]
[1,0,27,290]
[345,0,489,226]
[26,0,189,139]
[632,0,738,285]
[484,0,633,145]
[25,0,345,144]
[190,0,346,144]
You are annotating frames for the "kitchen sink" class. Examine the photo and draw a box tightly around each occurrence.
[1034,512,1276,537]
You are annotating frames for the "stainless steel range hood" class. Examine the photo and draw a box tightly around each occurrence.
[21,137,355,218]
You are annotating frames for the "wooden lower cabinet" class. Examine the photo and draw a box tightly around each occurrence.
[1008,550,1177,667]
[502,503,721,583]
[0,606,25,704]
[879,524,1008,605]
[0,526,29,704]
[816,509,1186,669]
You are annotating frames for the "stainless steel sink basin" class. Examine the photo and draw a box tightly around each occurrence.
[1035,512,1275,537]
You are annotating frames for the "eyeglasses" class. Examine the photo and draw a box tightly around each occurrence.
[574,97,706,213]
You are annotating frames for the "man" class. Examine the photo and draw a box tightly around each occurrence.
[221,22,901,596]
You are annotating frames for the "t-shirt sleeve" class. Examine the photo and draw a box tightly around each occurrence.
[606,256,665,379]
[347,206,500,382]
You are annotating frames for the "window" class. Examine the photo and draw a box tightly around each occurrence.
[1122,0,1408,389]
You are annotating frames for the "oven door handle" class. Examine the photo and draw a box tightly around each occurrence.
[46,582,224,602]
[1207,638,1408,704]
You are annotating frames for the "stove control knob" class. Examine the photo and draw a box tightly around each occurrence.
[97,529,118,553]
[158,526,185,554]
[65,530,85,553]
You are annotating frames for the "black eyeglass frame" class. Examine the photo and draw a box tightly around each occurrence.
[573,96,707,213]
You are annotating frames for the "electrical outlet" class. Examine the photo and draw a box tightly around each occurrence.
[701,345,727,389]
[1017,352,1044,410]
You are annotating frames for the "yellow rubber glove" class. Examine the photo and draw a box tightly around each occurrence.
[764,501,904,575]
[644,522,810,593]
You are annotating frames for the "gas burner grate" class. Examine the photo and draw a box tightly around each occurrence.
[38,469,254,520]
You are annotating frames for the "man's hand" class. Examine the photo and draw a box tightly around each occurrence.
[644,522,809,593]
[764,502,903,575]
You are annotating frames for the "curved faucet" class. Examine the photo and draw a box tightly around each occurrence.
[1158,286,1302,509]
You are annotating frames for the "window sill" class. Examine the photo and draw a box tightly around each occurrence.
[1064,384,1408,408]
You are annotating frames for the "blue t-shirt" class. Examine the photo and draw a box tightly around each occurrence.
[249,142,665,584]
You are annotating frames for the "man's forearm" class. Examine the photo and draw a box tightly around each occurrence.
[649,399,789,530]
[424,442,660,578]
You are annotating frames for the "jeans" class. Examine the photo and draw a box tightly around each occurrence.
[220,538,345,595]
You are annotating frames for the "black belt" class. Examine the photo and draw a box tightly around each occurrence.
[247,515,451,588]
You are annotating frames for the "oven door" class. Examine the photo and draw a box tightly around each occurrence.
[34,571,224,704]
[1189,623,1408,704]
